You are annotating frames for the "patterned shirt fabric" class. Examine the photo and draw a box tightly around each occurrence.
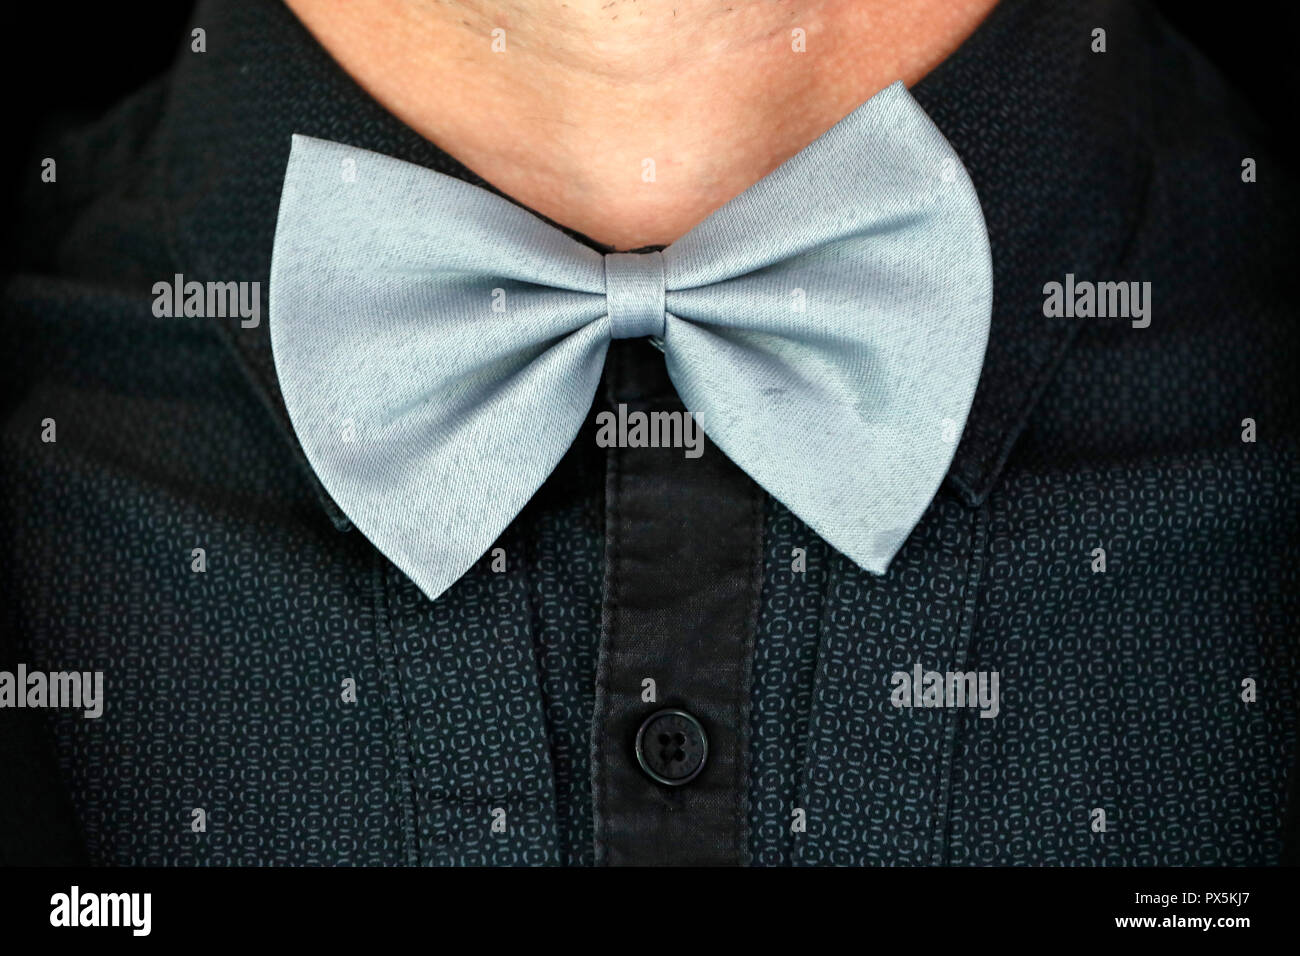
[2,0,1297,865]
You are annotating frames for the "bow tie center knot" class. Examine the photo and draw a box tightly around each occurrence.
[604,251,666,340]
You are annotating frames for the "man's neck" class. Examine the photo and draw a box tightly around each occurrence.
[285,0,997,250]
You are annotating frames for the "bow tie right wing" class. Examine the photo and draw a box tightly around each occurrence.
[660,82,994,576]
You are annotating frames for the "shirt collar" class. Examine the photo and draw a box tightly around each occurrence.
[909,0,1150,505]
[157,0,1150,524]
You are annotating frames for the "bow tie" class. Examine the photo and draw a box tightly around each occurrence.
[269,81,992,603]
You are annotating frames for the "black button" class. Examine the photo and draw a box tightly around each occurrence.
[634,709,708,786]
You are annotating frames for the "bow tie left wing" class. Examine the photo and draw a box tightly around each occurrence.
[270,135,612,601]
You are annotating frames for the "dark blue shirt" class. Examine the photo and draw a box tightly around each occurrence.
[2,0,1298,865]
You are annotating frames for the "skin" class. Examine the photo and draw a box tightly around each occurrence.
[284,0,999,250]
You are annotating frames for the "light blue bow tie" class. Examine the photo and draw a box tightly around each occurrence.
[269,81,992,603]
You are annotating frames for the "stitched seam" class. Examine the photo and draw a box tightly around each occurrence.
[791,548,843,866]
[513,521,565,866]
[371,553,420,866]
[928,499,989,865]
[591,356,623,866]
[734,481,765,866]
[596,447,621,864]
